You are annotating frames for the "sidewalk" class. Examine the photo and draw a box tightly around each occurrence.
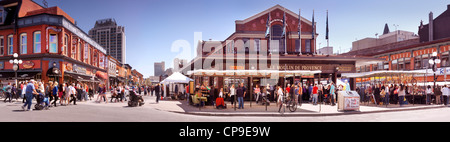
[146,95,447,117]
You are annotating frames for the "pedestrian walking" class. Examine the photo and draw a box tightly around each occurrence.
[398,84,406,106]
[155,84,160,103]
[21,80,38,111]
[3,83,12,103]
[52,82,59,107]
[426,85,433,105]
[442,85,450,106]
[236,83,246,109]
[312,84,319,105]
[229,84,236,107]
[69,83,77,105]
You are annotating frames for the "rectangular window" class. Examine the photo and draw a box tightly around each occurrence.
[414,56,420,70]
[0,36,3,56]
[64,35,68,55]
[422,54,429,69]
[84,43,89,63]
[71,43,76,59]
[7,35,13,55]
[305,39,311,53]
[49,34,58,53]
[295,39,301,53]
[78,43,81,60]
[20,33,27,54]
[34,32,41,53]
[441,52,449,67]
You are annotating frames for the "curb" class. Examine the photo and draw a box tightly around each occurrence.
[160,105,447,117]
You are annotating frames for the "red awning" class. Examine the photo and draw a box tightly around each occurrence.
[95,71,108,80]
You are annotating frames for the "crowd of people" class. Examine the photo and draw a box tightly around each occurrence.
[358,83,450,106]
[0,79,157,112]
[186,81,346,110]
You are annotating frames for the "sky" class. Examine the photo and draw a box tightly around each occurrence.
[43,0,449,77]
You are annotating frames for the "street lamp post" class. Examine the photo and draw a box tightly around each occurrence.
[9,53,23,86]
[429,51,441,104]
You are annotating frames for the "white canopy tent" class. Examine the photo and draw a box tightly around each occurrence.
[160,72,193,98]
[160,72,193,85]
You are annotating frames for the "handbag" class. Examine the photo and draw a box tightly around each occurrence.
[380,91,386,97]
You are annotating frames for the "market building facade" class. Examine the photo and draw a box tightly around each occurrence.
[342,4,450,85]
[181,5,382,101]
[0,0,109,86]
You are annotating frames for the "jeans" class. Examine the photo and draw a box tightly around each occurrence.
[156,93,160,103]
[426,94,432,104]
[312,94,318,105]
[399,96,405,106]
[43,97,49,107]
[385,93,390,104]
[238,97,244,109]
[23,94,33,110]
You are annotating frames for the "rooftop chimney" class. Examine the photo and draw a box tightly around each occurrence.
[429,12,433,41]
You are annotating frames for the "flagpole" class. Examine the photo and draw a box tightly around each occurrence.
[327,10,329,48]
[298,9,302,56]
[313,9,316,55]
[284,8,287,55]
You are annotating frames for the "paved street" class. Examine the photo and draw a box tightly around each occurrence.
[1,93,450,122]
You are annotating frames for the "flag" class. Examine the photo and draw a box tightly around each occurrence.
[298,9,302,54]
[312,10,315,40]
[282,10,286,38]
[326,10,329,40]
[265,12,271,38]
[298,9,301,40]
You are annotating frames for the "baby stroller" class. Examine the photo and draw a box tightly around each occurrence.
[260,92,270,106]
[128,90,144,107]
[34,93,46,110]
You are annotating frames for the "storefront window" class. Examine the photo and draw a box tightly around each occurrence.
[404,57,411,70]
[422,54,430,69]
[398,58,404,70]
[441,51,449,67]
[383,61,389,70]
[415,56,421,70]
[391,59,398,70]
[34,31,41,53]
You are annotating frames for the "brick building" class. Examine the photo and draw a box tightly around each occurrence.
[0,0,108,86]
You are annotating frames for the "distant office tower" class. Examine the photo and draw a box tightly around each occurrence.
[89,18,126,64]
[154,61,165,77]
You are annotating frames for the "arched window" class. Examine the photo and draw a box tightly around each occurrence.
[49,33,58,53]
[270,25,285,54]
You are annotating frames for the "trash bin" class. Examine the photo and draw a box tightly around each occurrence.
[337,91,360,111]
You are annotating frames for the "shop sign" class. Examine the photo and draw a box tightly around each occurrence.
[271,64,355,73]
[0,61,3,69]
[23,61,35,69]
[73,64,86,74]
[65,63,73,71]
[229,66,245,70]
[344,97,360,110]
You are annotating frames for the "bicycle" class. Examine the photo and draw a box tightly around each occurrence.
[278,93,298,113]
